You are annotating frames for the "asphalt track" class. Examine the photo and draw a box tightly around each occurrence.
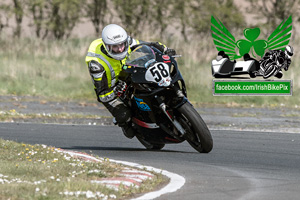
[1,123,300,200]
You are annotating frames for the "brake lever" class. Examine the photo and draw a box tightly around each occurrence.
[172,55,182,58]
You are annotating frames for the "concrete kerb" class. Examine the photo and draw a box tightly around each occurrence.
[59,149,186,200]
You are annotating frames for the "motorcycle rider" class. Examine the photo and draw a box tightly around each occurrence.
[258,45,294,78]
[85,24,176,139]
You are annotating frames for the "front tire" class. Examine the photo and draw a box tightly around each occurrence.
[275,71,283,78]
[263,64,276,79]
[177,102,213,153]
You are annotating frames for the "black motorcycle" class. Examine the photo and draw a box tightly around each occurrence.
[258,48,292,79]
[119,44,213,153]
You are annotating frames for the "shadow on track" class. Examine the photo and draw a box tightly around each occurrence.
[60,146,194,153]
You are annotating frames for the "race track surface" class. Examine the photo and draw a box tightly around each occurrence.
[1,123,300,200]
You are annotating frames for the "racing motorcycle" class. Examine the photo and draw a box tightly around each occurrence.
[119,44,213,153]
[258,47,293,79]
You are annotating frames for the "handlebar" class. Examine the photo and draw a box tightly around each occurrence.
[172,55,182,58]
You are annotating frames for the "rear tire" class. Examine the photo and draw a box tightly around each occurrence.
[177,102,213,153]
[249,71,256,78]
[136,136,165,150]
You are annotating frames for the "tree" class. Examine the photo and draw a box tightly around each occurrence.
[27,0,49,39]
[85,0,107,35]
[170,0,190,41]
[246,0,300,31]
[169,0,245,41]
[113,0,152,36]
[0,4,9,34]
[12,0,25,38]
[46,0,83,39]
[26,0,84,39]
[190,0,244,35]
[147,0,172,39]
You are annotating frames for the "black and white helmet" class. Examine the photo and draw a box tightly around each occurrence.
[284,45,294,59]
[102,24,129,60]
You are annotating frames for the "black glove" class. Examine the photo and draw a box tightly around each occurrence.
[113,80,127,97]
[150,42,165,53]
[164,48,176,56]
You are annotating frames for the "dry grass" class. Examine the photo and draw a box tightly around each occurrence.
[0,35,299,107]
[0,38,94,100]
[0,138,167,199]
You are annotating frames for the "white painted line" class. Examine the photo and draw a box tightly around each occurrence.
[92,180,137,187]
[122,169,154,176]
[122,174,149,180]
[60,150,103,162]
[59,150,186,200]
[110,159,186,200]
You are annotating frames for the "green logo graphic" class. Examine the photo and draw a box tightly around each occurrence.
[211,16,292,60]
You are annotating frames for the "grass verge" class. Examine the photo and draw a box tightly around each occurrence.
[0,109,111,124]
[0,138,168,199]
[0,36,300,107]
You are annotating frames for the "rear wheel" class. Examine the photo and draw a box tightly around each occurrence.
[136,136,165,150]
[177,102,213,153]
[249,71,256,78]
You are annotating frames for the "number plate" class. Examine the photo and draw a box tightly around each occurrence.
[145,62,171,86]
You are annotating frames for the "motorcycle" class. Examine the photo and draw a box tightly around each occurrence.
[119,44,213,153]
[258,48,292,79]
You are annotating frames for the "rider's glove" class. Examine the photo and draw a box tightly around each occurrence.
[150,42,176,56]
[113,80,127,97]
[164,48,176,56]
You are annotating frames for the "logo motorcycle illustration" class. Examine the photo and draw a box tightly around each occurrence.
[211,15,294,79]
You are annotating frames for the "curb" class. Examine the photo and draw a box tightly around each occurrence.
[59,149,185,200]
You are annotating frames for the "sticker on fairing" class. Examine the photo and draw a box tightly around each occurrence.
[134,96,151,111]
[145,62,171,87]
[162,55,170,60]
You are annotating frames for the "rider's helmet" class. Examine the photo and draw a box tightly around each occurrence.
[102,24,129,60]
[284,45,293,59]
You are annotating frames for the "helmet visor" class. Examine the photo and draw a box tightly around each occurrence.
[106,40,129,60]
[108,42,126,54]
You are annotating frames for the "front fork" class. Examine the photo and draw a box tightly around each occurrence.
[159,102,185,135]
[154,85,188,137]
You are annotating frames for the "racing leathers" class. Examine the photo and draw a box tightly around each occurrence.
[85,37,169,138]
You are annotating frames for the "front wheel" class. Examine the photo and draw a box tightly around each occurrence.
[177,102,213,153]
[263,64,276,79]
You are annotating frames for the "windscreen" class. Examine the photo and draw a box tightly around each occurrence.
[125,45,156,68]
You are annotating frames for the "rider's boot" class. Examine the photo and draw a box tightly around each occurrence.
[121,125,136,139]
[113,118,135,139]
